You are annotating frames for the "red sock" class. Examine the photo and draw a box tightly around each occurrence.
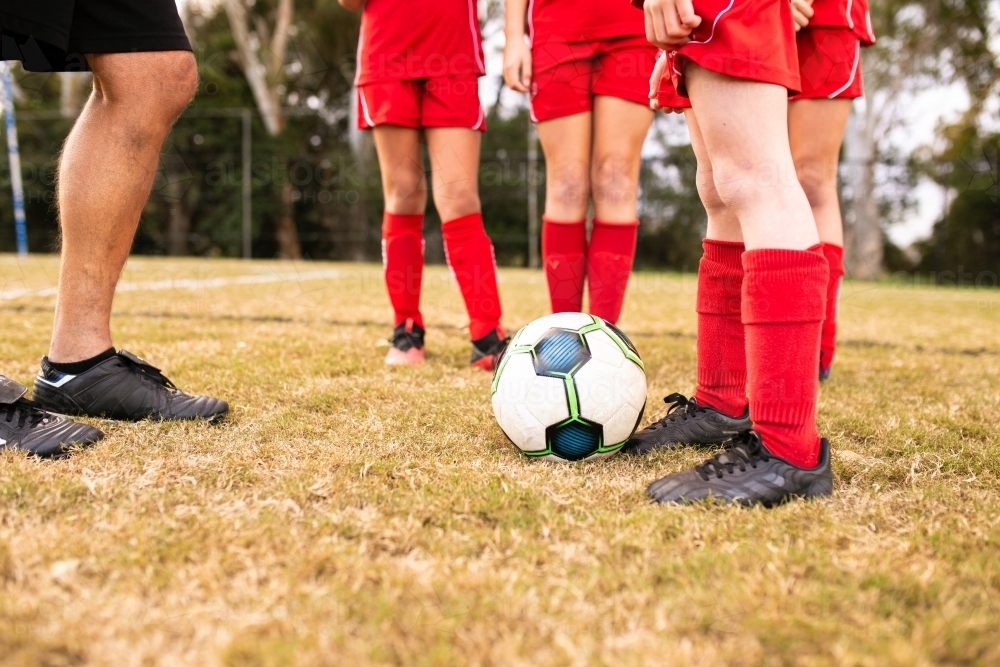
[441,212,503,340]
[542,218,587,313]
[742,245,828,468]
[586,219,639,324]
[694,239,748,418]
[820,243,844,373]
[382,212,424,328]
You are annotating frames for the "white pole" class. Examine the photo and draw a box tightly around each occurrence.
[1,62,28,256]
[527,118,539,268]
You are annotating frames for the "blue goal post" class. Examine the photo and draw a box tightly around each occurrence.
[1,62,28,256]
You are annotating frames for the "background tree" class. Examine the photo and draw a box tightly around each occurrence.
[843,0,998,279]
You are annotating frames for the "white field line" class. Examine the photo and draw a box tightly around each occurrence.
[0,269,342,301]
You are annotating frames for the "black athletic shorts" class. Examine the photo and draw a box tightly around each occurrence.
[0,0,191,72]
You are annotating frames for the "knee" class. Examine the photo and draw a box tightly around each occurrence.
[383,169,427,214]
[591,152,636,202]
[92,51,198,127]
[710,159,765,215]
[695,166,728,218]
[548,162,590,212]
[432,181,480,221]
[795,159,839,209]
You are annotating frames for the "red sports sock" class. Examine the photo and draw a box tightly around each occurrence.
[586,219,639,324]
[542,218,587,313]
[694,239,748,418]
[820,243,844,373]
[441,212,503,340]
[382,212,424,328]
[742,245,828,468]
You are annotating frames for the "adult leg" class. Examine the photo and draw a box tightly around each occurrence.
[586,97,652,323]
[49,51,198,362]
[425,127,503,359]
[789,98,851,377]
[36,51,227,422]
[536,113,592,313]
[373,125,428,350]
[686,64,826,469]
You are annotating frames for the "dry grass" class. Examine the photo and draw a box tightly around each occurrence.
[1,255,998,667]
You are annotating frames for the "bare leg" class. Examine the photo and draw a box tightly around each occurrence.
[788,98,852,246]
[424,127,482,221]
[536,112,592,222]
[789,98,852,375]
[590,96,653,222]
[424,127,503,348]
[371,125,428,215]
[685,110,742,242]
[586,97,652,322]
[686,65,819,251]
[685,64,825,470]
[49,51,198,362]
[534,113,591,313]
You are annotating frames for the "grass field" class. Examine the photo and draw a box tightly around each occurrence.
[1,255,998,667]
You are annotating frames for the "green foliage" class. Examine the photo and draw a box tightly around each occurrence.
[910,124,999,283]
[636,142,706,272]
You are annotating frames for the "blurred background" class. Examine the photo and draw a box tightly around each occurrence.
[1,0,997,283]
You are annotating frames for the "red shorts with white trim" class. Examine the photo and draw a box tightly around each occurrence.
[356,76,486,131]
[529,35,657,122]
[791,28,864,100]
[656,0,801,106]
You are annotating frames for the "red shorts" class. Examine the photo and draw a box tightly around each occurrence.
[791,28,864,100]
[529,35,657,122]
[356,76,486,131]
[655,0,800,107]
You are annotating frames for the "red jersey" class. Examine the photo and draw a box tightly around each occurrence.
[529,0,645,43]
[807,0,876,45]
[355,0,485,85]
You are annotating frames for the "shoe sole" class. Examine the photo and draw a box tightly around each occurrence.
[386,348,425,366]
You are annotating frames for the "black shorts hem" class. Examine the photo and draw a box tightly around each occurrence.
[1,31,191,72]
[68,33,192,57]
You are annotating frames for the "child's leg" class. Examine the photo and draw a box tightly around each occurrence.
[537,112,592,313]
[623,111,754,456]
[586,96,652,323]
[686,112,748,418]
[687,64,826,468]
[425,127,503,341]
[372,126,428,329]
[789,98,852,376]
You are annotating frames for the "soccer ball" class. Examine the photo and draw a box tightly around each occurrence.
[491,312,647,462]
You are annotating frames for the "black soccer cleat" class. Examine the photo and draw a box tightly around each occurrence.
[820,363,832,382]
[33,350,229,422]
[385,319,426,366]
[622,393,751,455]
[470,327,510,371]
[646,431,833,507]
[0,375,103,458]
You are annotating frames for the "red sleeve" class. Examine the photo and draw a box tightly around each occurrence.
[631,0,644,7]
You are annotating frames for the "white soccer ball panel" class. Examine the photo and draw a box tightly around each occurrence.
[602,402,643,446]
[584,329,626,369]
[574,357,647,427]
[585,450,622,462]
[492,352,568,453]
[524,375,571,431]
[512,312,596,347]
